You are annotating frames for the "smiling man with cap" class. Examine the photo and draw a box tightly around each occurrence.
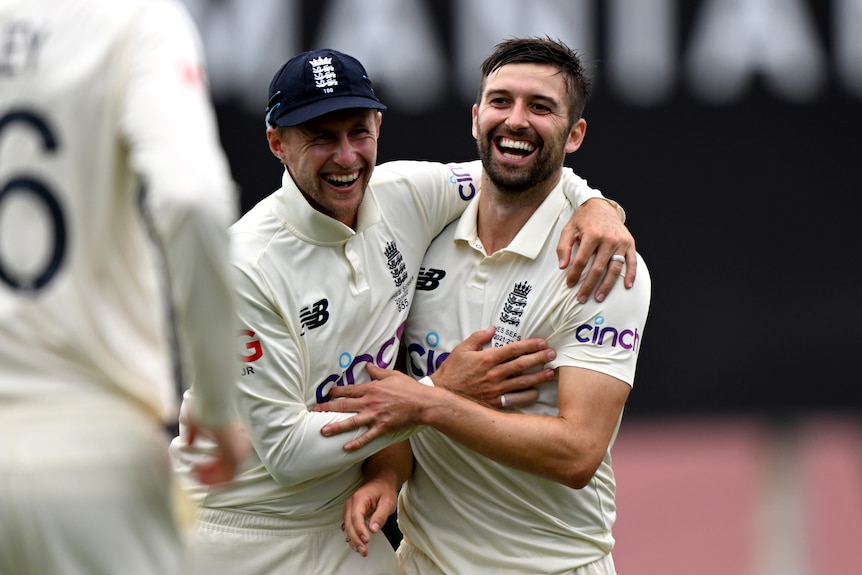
[169,48,636,575]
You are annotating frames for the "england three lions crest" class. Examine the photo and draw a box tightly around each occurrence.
[500,281,532,326]
[384,240,410,311]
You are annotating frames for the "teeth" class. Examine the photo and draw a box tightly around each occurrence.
[499,138,535,152]
[325,172,359,184]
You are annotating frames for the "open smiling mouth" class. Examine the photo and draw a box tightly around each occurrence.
[323,171,360,188]
[496,137,536,160]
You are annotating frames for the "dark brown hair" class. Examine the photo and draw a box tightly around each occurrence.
[477,36,592,126]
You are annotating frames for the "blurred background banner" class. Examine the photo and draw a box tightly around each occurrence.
[180,0,861,416]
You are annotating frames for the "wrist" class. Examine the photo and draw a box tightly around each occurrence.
[417,375,435,387]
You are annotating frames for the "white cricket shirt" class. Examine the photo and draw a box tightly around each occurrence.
[172,162,609,521]
[0,0,238,425]
[399,182,652,574]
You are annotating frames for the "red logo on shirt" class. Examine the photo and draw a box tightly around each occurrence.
[237,329,263,362]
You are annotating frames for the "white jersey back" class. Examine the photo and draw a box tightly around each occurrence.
[0,0,237,423]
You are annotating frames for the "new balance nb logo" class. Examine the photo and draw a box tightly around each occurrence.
[300,299,329,334]
[416,268,446,291]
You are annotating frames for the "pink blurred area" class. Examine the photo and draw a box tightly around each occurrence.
[612,415,862,575]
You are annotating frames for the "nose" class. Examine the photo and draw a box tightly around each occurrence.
[505,101,530,131]
[332,133,358,167]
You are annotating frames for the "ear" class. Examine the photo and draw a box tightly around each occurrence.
[471,104,479,140]
[375,110,383,136]
[266,126,285,161]
[565,118,587,153]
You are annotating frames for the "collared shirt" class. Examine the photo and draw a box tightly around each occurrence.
[400,182,651,574]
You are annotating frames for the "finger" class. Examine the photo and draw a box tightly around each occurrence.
[326,384,363,400]
[316,398,361,413]
[455,326,496,351]
[566,240,592,289]
[342,428,382,452]
[366,508,388,536]
[568,232,604,291]
[575,241,617,303]
[193,460,228,486]
[345,500,372,557]
[366,362,396,380]
[624,243,637,289]
[500,388,539,408]
[493,347,555,379]
[593,258,624,303]
[499,368,555,392]
[556,220,580,269]
[320,416,363,436]
[186,422,198,445]
[488,337,548,365]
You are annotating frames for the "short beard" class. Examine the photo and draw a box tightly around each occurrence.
[477,130,563,196]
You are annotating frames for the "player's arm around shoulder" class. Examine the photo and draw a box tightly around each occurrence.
[372,159,482,232]
[557,168,637,299]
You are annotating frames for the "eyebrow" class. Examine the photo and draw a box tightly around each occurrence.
[484,88,560,108]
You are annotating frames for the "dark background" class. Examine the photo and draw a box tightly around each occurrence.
[199,0,861,419]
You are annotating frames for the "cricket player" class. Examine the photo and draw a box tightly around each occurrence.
[0,1,246,574]
[320,37,651,575]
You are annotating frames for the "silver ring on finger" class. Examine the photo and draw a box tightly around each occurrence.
[500,394,508,408]
[610,254,625,264]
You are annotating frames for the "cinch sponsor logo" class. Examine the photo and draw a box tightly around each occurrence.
[315,321,407,403]
[405,331,450,378]
[447,163,476,201]
[576,316,641,352]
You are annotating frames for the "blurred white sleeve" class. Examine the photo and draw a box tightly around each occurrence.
[120,0,239,427]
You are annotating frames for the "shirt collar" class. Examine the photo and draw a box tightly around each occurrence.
[271,168,381,244]
[454,180,568,259]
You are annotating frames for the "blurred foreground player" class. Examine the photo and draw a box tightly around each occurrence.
[0,1,246,574]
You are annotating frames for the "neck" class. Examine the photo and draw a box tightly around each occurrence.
[476,172,560,254]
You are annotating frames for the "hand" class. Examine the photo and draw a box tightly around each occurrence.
[185,418,249,486]
[430,327,554,407]
[317,327,554,450]
[317,365,424,450]
[556,198,637,302]
[342,477,398,557]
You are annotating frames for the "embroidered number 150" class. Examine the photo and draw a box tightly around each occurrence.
[0,109,67,293]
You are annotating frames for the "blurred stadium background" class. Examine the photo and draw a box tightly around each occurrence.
[180,1,861,572]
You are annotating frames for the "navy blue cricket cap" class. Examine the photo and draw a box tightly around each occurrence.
[265,49,387,127]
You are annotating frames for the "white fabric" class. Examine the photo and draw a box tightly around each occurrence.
[170,161,608,574]
[0,397,181,575]
[0,0,238,426]
[185,507,399,575]
[0,1,237,574]
[399,184,651,574]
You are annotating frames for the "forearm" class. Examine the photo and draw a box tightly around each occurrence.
[362,441,413,490]
[419,388,601,489]
[245,405,415,486]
